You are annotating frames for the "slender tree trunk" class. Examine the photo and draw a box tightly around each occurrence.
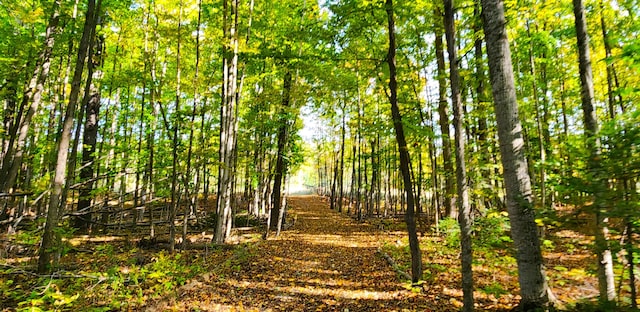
[168,0,183,253]
[215,0,239,244]
[444,0,473,308]
[1,0,61,193]
[434,11,455,219]
[338,107,346,213]
[64,2,102,216]
[473,3,491,209]
[386,0,422,284]
[330,151,338,210]
[270,70,292,230]
[572,0,616,303]
[39,0,97,273]
[626,216,637,309]
[525,22,548,210]
[76,8,104,231]
[182,0,203,249]
[599,0,620,119]
[146,3,160,238]
[482,0,551,308]
[2,75,19,167]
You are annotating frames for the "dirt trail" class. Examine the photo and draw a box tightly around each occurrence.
[151,195,453,311]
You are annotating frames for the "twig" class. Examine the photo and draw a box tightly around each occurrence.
[376,247,412,281]
[0,263,103,280]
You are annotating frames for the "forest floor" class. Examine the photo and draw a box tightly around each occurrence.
[2,195,604,311]
[146,195,600,311]
[146,195,449,311]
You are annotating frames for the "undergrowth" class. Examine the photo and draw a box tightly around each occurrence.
[1,239,256,311]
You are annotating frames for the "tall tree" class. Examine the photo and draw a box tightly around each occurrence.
[76,6,105,231]
[0,0,61,193]
[270,70,292,232]
[39,0,98,273]
[481,0,550,309]
[169,0,184,253]
[215,0,239,244]
[385,0,422,284]
[443,0,473,309]
[572,0,616,303]
[433,9,455,219]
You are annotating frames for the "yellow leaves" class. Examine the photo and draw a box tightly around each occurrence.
[12,6,44,25]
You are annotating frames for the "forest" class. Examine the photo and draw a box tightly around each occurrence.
[1,0,639,310]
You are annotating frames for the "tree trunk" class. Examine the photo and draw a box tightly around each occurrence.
[338,107,346,213]
[182,0,203,249]
[1,0,61,193]
[76,13,104,232]
[481,0,550,309]
[39,0,97,273]
[599,0,621,119]
[473,2,492,210]
[168,0,183,253]
[330,151,338,210]
[434,11,455,219]
[215,0,239,244]
[444,0,473,309]
[270,70,292,230]
[386,0,422,284]
[525,22,548,210]
[572,0,616,303]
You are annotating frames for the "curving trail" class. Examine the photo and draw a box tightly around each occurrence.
[149,195,456,311]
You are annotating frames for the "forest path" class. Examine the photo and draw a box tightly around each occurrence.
[150,195,453,311]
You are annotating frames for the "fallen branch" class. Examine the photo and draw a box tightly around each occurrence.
[376,247,411,281]
[0,263,103,280]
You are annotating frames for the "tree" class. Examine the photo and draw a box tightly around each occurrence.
[76,10,105,231]
[481,0,550,309]
[433,9,455,219]
[385,0,422,284]
[215,0,240,244]
[0,0,61,194]
[39,0,98,273]
[443,0,473,309]
[572,0,616,303]
[270,70,292,233]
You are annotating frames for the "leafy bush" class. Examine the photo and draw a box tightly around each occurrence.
[437,211,511,250]
[437,218,460,248]
[474,211,512,249]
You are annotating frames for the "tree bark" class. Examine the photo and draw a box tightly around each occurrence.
[39,0,97,273]
[270,70,292,231]
[444,0,473,309]
[526,22,547,210]
[481,0,550,309]
[338,106,346,213]
[599,0,621,119]
[473,2,492,210]
[76,9,104,231]
[169,0,184,253]
[385,0,422,284]
[1,0,61,193]
[434,10,455,219]
[215,0,239,244]
[572,0,616,303]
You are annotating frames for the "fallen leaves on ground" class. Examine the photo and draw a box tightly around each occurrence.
[149,196,459,311]
[2,195,604,311]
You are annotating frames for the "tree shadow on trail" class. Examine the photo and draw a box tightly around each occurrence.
[147,196,463,311]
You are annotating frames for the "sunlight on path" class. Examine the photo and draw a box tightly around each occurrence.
[150,195,453,311]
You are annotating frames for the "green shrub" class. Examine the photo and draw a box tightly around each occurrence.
[437,211,511,250]
[474,211,512,249]
[437,218,460,248]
